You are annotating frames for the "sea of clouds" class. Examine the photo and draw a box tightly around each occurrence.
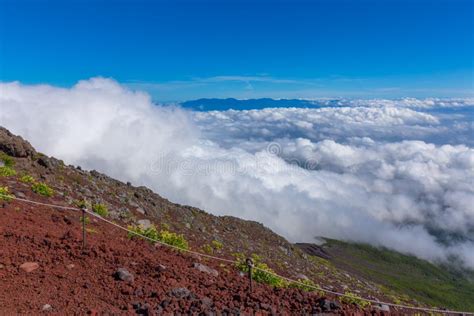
[1,78,473,268]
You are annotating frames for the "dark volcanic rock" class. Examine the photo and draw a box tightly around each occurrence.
[193,262,219,277]
[316,298,341,312]
[295,243,332,260]
[114,268,134,283]
[170,287,193,299]
[0,127,36,158]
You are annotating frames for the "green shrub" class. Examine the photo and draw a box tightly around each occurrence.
[92,203,109,217]
[74,199,90,209]
[340,292,371,308]
[234,253,287,288]
[0,153,15,167]
[0,166,16,177]
[31,182,54,197]
[202,240,224,254]
[128,224,159,240]
[158,229,189,250]
[211,239,223,251]
[20,175,35,183]
[0,154,16,177]
[202,244,214,254]
[0,186,14,201]
[128,224,189,250]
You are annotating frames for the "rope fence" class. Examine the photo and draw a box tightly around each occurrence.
[0,192,472,315]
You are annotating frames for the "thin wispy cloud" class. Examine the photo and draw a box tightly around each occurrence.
[125,74,319,90]
[195,75,308,85]
[124,74,474,101]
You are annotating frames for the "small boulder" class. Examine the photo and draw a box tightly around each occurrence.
[193,263,219,277]
[374,304,390,312]
[132,302,150,315]
[42,304,53,312]
[295,273,309,280]
[201,297,213,308]
[114,268,134,283]
[137,219,152,229]
[62,216,72,225]
[37,156,52,169]
[129,201,139,208]
[20,262,39,273]
[14,191,26,199]
[170,287,192,299]
[380,304,390,312]
[66,264,75,270]
[330,300,341,310]
[317,298,341,312]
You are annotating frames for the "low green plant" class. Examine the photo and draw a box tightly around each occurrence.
[31,182,54,197]
[340,292,371,308]
[74,199,90,209]
[159,229,189,250]
[0,166,16,177]
[202,239,224,254]
[92,203,109,217]
[0,153,15,167]
[19,174,35,183]
[0,186,14,201]
[128,224,159,240]
[234,253,287,288]
[128,224,189,250]
[202,244,214,254]
[0,154,16,177]
[211,239,223,251]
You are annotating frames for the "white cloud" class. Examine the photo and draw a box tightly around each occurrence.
[193,101,473,146]
[1,78,473,268]
[339,97,474,108]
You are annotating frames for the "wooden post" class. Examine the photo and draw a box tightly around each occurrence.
[246,258,254,293]
[81,206,86,250]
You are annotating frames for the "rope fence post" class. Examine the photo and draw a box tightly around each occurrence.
[246,258,254,293]
[81,206,87,250]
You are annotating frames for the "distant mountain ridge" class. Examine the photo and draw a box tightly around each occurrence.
[180,98,342,111]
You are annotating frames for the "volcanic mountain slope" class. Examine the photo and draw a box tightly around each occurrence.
[297,241,474,311]
[0,126,462,314]
[1,185,372,315]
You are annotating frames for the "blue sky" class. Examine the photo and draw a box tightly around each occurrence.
[1,0,473,101]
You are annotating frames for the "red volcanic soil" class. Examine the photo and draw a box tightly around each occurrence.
[0,193,379,315]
